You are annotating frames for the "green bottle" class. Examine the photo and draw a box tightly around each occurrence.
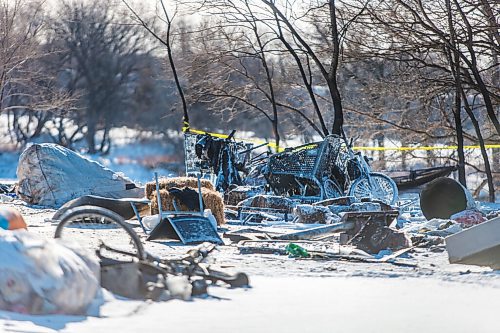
[285,243,310,258]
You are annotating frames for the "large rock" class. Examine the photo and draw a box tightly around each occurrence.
[16,143,143,207]
[0,230,99,314]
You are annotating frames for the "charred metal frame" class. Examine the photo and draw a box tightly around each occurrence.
[266,135,348,201]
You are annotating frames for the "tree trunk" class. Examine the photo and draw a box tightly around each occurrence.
[329,79,344,135]
[160,0,189,130]
[328,0,344,136]
[99,124,110,154]
[376,134,386,170]
[460,88,495,202]
[445,0,467,187]
[272,119,280,152]
[86,119,96,154]
[453,92,467,187]
[450,0,500,136]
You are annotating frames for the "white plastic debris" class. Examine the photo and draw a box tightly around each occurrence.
[0,194,13,203]
[0,230,100,315]
[165,275,192,301]
[204,209,218,230]
[402,218,463,237]
[142,214,161,230]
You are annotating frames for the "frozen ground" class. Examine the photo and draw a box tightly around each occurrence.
[1,200,500,332]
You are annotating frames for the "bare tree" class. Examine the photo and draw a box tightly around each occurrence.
[122,0,190,132]
[0,0,74,146]
[193,0,360,138]
[51,0,145,153]
[343,0,498,200]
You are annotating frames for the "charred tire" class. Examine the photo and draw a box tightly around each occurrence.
[54,205,145,260]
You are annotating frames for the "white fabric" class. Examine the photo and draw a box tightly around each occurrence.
[0,229,100,314]
[16,143,143,207]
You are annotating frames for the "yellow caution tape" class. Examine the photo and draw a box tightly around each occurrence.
[184,127,284,151]
[182,120,190,132]
[353,145,500,151]
[183,126,499,152]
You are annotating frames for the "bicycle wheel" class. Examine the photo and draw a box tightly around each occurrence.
[54,205,145,261]
[323,178,343,199]
[348,173,398,205]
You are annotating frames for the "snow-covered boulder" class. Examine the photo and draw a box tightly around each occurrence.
[16,143,143,207]
[0,230,100,314]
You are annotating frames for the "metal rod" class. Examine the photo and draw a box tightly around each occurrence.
[130,202,149,234]
[238,142,269,155]
[197,173,204,213]
[172,198,180,211]
[273,222,355,241]
[155,172,163,218]
[227,130,236,141]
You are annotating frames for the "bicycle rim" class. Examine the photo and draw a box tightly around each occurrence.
[349,174,397,205]
[54,206,145,261]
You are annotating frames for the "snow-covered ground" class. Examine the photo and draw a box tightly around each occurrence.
[3,276,500,333]
[1,199,500,332]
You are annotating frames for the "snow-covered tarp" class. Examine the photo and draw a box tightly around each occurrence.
[16,144,143,207]
[0,229,99,314]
